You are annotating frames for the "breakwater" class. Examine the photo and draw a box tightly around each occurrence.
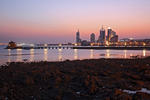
[6,46,150,50]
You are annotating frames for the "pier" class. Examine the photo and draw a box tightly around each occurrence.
[6,45,150,50]
[6,45,74,50]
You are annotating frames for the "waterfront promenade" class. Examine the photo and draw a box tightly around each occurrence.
[72,46,150,50]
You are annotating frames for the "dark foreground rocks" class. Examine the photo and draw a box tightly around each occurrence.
[0,57,150,100]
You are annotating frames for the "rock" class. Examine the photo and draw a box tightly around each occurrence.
[62,92,76,100]
[133,92,150,100]
[116,93,132,100]
[114,89,122,95]
[136,80,144,86]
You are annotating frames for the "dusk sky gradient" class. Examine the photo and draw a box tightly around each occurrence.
[0,0,150,43]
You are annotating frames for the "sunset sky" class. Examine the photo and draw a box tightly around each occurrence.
[0,0,150,43]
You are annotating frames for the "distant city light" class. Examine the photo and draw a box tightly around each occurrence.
[44,44,48,47]
[30,44,34,47]
[74,43,77,46]
[106,41,109,46]
[129,38,134,40]
[59,44,62,47]
[90,43,94,46]
[125,42,127,46]
[143,42,146,46]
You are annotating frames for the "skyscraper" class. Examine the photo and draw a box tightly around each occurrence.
[110,35,118,42]
[107,27,112,42]
[90,33,95,43]
[76,29,81,43]
[99,26,105,43]
[106,27,119,43]
[111,31,116,36]
[107,27,118,43]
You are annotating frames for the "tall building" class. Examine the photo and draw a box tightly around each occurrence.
[99,26,105,43]
[110,35,118,42]
[107,27,118,42]
[111,31,116,36]
[76,29,81,43]
[90,33,95,43]
[107,27,112,41]
[107,27,119,42]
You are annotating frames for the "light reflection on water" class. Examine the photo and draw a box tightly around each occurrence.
[143,49,146,57]
[0,47,150,65]
[106,49,110,58]
[44,48,48,61]
[8,49,11,62]
[30,49,34,61]
[74,49,78,60]
[130,53,133,57]
[90,49,94,59]
[16,49,22,62]
[58,48,62,61]
[124,50,127,58]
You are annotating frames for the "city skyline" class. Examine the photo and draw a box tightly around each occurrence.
[76,26,118,44]
[0,0,150,43]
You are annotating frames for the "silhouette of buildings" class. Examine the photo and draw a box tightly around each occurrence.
[76,29,81,43]
[110,35,118,42]
[81,40,90,46]
[107,27,118,42]
[99,26,106,43]
[90,33,95,43]
[75,26,119,46]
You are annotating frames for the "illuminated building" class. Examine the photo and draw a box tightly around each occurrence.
[110,35,118,42]
[107,27,112,41]
[7,41,17,48]
[106,27,118,43]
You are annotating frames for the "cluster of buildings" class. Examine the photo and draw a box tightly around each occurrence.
[76,26,118,46]
[119,38,150,46]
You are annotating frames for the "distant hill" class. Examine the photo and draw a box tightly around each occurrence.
[0,43,7,46]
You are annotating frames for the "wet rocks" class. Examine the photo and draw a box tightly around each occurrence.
[1,58,150,99]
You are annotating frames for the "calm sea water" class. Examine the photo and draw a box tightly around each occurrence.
[0,45,150,65]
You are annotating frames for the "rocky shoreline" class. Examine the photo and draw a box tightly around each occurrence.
[0,57,150,100]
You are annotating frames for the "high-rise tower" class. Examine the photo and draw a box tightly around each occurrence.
[76,29,81,43]
[107,27,112,41]
[99,26,105,43]
[107,27,118,42]
[90,33,95,43]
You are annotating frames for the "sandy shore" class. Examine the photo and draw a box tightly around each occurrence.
[0,57,150,100]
